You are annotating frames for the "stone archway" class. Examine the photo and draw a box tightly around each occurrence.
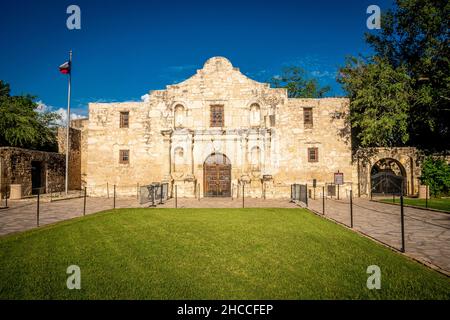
[356,147,420,197]
[203,153,231,197]
[370,158,406,195]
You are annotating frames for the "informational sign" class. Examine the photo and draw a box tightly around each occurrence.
[334,172,344,185]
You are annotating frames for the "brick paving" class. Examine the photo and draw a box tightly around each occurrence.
[308,197,450,274]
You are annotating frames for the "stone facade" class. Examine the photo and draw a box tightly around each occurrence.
[83,57,357,198]
[0,147,65,197]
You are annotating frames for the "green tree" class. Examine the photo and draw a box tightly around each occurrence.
[271,66,331,98]
[338,57,413,148]
[0,80,61,151]
[365,0,450,152]
[420,157,450,197]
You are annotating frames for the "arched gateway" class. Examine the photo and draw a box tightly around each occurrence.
[203,153,231,197]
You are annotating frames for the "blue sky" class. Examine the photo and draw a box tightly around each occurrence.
[0,0,394,117]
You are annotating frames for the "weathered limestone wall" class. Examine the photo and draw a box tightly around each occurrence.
[58,127,82,190]
[0,147,65,197]
[276,98,355,193]
[84,57,355,198]
[86,101,165,196]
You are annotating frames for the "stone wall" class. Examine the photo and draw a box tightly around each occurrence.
[84,57,354,198]
[0,147,65,197]
[58,124,86,190]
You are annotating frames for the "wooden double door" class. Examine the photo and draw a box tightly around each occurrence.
[203,154,231,197]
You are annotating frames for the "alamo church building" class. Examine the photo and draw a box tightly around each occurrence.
[1,56,421,200]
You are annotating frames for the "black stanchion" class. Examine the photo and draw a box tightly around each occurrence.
[37,190,40,227]
[425,185,428,208]
[107,182,109,199]
[322,186,325,215]
[83,187,87,216]
[350,190,353,228]
[160,185,163,204]
[393,192,395,203]
[113,185,116,209]
[305,184,308,207]
[198,183,200,201]
[400,194,405,252]
[175,185,178,208]
[242,183,245,208]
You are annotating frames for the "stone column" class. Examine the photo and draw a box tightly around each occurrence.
[161,130,173,182]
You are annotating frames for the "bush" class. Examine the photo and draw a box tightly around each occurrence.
[420,157,450,197]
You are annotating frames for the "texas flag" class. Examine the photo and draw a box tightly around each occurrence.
[59,61,71,74]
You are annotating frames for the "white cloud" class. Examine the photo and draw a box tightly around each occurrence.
[54,107,86,126]
[141,93,150,102]
[36,100,86,126]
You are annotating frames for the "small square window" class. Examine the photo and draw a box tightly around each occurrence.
[210,105,224,127]
[304,108,313,128]
[120,112,129,128]
[308,148,318,162]
[119,150,130,164]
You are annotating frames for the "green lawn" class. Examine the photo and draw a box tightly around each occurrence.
[380,197,450,212]
[0,208,449,299]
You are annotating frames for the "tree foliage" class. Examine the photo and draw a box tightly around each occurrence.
[420,157,450,197]
[338,57,413,147]
[340,0,450,152]
[271,66,331,98]
[0,80,61,151]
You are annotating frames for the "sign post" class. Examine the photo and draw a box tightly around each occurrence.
[334,171,344,200]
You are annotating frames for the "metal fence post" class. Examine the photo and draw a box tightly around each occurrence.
[198,183,200,201]
[113,185,116,209]
[400,194,405,252]
[5,189,7,208]
[137,183,139,199]
[83,187,87,216]
[242,183,245,208]
[37,190,40,227]
[322,186,325,215]
[393,192,395,203]
[305,184,308,207]
[175,185,178,208]
[107,182,109,199]
[337,184,340,200]
[350,190,353,228]
[425,184,428,208]
[160,185,163,204]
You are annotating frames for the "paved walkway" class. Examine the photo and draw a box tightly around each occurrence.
[0,197,140,236]
[308,197,450,274]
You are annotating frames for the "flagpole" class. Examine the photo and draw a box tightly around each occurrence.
[65,50,72,195]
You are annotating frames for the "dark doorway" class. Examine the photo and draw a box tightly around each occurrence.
[31,161,45,195]
[203,153,231,197]
[370,158,406,195]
